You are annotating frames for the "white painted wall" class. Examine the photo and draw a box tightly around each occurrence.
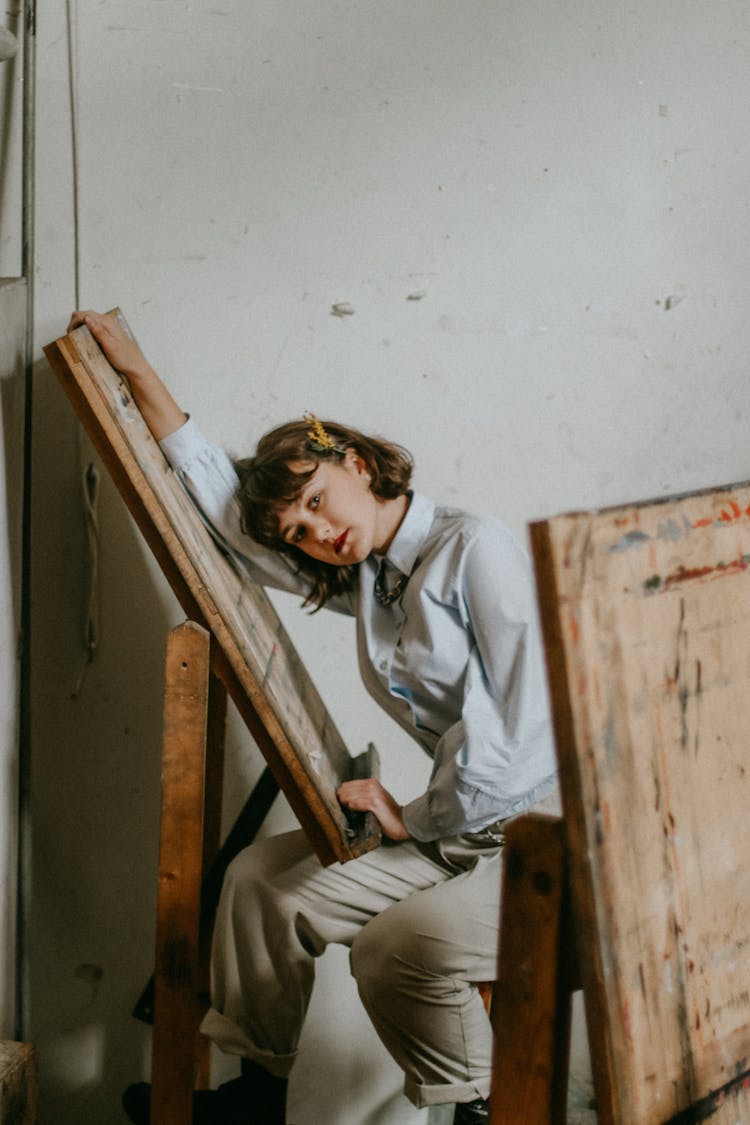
[27,2,750,1123]
[0,10,22,277]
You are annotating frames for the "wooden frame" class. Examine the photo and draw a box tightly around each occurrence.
[44,312,380,866]
[492,482,750,1124]
[150,621,218,1118]
[490,813,575,1125]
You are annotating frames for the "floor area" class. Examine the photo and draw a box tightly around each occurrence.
[565,993,596,1123]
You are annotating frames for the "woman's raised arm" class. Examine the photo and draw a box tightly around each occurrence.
[67,309,187,442]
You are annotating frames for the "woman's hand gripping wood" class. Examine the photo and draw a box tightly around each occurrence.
[67,310,187,441]
[337,778,410,841]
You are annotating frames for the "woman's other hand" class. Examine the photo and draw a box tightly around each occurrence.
[337,778,410,841]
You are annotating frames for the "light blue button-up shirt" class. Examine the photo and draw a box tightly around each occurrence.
[161,419,558,842]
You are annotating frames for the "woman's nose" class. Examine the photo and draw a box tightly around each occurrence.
[311,516,331,542]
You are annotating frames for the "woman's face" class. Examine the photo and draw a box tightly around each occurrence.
[275,450,382,565]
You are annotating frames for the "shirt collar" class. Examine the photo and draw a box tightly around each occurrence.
[379,491,435,576]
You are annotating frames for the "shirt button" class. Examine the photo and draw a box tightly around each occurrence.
[379,659,388,671]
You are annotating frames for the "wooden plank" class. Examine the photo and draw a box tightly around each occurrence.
[132,766,280,1026]
[151,621,212,1122]
[43,315,380,865]
[530,482,750,1124]
[490,813,572,1125]
[0,1041,37,1125]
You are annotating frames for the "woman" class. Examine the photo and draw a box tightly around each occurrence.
[67,310,558,1125]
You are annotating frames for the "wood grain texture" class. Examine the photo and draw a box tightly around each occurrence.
[0,1041,37,1124]
[44,313,380,865]
[531,483,750,1124]
[490,813,572,1125]
[151,622,211,1122]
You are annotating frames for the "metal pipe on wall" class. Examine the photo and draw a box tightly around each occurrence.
[17,0,36,1044]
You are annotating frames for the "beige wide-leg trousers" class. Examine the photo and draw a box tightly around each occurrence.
[199,824,506,1108]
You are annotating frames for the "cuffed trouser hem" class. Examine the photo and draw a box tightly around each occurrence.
[199,1007,297,1079]
[404,1076,490,1109]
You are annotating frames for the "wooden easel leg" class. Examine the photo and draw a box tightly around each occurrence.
[489,814,572,1125]
[131,765,279,1027]
[151,621,213,1124]
[195,657,227,1089]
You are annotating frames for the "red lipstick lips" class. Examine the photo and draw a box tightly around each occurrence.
[333,530,348,555]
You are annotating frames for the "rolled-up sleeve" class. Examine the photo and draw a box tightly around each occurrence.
[160,417,313,596]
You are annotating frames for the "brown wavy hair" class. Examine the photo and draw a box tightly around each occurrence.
[234,418,413,609]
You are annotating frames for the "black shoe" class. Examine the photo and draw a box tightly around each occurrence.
[453,1096,490,1124]
[122,1075,260,1124]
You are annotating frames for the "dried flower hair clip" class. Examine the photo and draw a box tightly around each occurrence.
[304,412,346,455]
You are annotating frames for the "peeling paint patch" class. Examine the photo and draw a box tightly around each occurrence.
[330,302,355,318]
[75,963,104,1004]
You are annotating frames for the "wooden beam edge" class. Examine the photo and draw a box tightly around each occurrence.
[44,333,355,866]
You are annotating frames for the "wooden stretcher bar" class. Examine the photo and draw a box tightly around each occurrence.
[44,312,380,866]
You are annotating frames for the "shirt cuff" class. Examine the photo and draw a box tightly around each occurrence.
[159,414,203,468]
[401,794,438,842]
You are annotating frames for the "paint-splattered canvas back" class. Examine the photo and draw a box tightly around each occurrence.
[531,487,750,1124]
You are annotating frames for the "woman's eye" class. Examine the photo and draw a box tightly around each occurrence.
[293,526,306,543]
[310,493,321,510]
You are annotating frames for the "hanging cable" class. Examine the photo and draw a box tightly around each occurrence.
[65,0,101,695]
[65,0,80,309]
[16,0,36,1048]
[70,461,101,697]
